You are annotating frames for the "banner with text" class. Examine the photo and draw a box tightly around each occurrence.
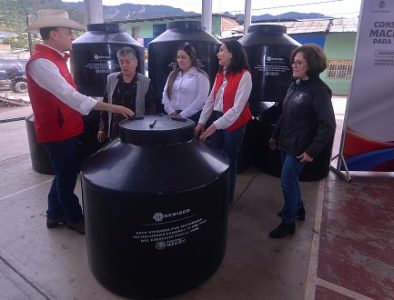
[343,0,394,171]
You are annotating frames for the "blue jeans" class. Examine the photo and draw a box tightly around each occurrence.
[280,153,305,224]
[209,126,245,204]
[42,138,83,222]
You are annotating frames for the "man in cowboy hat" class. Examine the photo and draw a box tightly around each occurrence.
[25,9,134,234]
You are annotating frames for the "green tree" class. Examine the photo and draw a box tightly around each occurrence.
[3,35,29,50]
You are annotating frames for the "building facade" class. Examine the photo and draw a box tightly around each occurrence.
[113,14,240,47]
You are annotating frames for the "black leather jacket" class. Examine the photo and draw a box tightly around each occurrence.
[272,77,336,158]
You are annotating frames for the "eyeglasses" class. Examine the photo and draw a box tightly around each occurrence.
[291,60,307,66]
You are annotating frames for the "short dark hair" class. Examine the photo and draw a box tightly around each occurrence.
[221,40,249,73]
[39,27,57,40]
[290,44,327,77]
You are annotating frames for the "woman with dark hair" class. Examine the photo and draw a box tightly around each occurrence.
[162,43,210,123]
[195,40,253,204]
[268,43,336,238]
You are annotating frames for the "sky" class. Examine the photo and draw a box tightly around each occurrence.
[62,0,362,18]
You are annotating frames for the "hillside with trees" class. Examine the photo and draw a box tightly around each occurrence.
[0,0,330,50]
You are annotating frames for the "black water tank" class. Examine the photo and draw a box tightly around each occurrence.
[256,134,335,181]
[148,21,220,112]
[299,138,334,181]
[239,24,300,116]
[238,24,300,175]
[81,115,229,299]
[25,114,53,175]
[250,105,283,177]
[71,23,144,97]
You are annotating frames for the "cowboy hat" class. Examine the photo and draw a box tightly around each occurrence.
[25,9,86,32]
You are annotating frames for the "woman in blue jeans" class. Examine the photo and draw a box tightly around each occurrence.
[268,44,336,238]
[195,40,253,204]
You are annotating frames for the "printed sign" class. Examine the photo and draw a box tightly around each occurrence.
[342,0,394,171]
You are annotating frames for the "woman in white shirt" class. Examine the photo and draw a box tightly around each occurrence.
[162,44,210,123]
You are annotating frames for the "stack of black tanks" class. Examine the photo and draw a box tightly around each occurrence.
[239,24,333,181]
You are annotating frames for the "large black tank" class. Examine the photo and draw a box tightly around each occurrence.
[239,24,300,116]
[25,114,53,175]
[71,23,145,160]
[238,24,300,175]
[81,115,229,299]
[71,23,144,96]
[239,24,333,180]
[148,21,220,112]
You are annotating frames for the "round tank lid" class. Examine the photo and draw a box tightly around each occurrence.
[248,24,287,34]
[119,115,195,146]
[169,21,203,31]
[87,23,123,33]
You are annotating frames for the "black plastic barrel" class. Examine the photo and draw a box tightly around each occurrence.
[239,24,300,116]
[71,23,145,160]
[81,115,230,299]
[71,23,144,97]
[148,21,220,112]
[299,138,334,181]
[25,114,53,175]
[238,24,300,175]
[252,104,282,177]
[258,133,335,181]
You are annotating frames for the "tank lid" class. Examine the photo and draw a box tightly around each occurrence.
[87,23,124,33]
[248,24,287,34]
[119,115,195,146]
[169,21,203,31]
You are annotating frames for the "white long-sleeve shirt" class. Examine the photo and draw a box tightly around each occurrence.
[162,67,210,118]
[199,71,252,130]
[27,45,97,115]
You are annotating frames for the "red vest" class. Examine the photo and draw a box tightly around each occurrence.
[26,44,84,143]
[213,69,253,131]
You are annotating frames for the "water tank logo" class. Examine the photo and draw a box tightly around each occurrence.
[266,56,284,62]
[155,241,166,250]
[153,212,164,222]
[153,209,191,222]
[372,1,389,13]
[93,54,111,60]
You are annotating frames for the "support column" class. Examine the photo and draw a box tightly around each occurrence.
[201,0,212,34]
[84,0,104,24]
[244,0,252,35]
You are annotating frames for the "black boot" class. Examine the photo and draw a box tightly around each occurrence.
[269,222,295,238]
[277,207,305,221]
[297,207,305,221]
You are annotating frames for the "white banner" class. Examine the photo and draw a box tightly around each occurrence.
[342,0,394,171]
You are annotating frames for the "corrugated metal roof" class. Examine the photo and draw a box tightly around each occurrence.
[221,17,359,39]
[330,17,359,32]
[253,17,358,34]
[270,19,332,34]
[113,13,239,24]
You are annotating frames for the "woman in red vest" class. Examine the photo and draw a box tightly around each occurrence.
[195,40,253,204]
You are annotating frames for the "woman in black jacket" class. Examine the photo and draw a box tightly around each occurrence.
[268,44,336,238]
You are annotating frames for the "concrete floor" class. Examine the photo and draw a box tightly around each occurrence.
[0,98,393,300]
